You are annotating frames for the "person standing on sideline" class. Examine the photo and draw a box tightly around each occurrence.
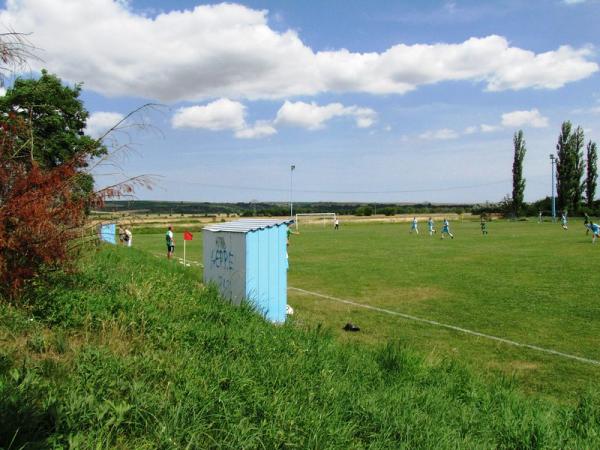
[334,217,339,230]
[124,228,132,247]
[427,217,436,236]
[286,225,299,269]
[538,210,542,223]
[166,226,175,259]
[561,211,568,230]
[441,218,454,239]
[410,217,419,235]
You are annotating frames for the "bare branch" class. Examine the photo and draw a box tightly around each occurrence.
[86,103,166,173]
[0,31,40,84]
[96,103,165,143]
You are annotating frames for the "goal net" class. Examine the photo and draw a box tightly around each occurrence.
[294,213,337,231]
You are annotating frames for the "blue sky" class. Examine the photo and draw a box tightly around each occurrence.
[2,0,599,203]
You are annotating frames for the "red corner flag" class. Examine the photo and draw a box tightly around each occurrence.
[183,231,193,241]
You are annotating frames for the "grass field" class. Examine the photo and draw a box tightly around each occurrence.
[3,245,600,447]
[132,218,600,402]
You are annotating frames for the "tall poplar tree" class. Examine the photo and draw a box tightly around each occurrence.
[586,140,598,209]
[570,126,586,212]
[512,130,526,216]
[555,122,586,213]
[555,121,572,212]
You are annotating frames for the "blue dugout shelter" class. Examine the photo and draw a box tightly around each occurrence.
[98,223,116,244]
[203,219,293,323]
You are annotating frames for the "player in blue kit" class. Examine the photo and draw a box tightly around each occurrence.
[410,217,419,235]
[441,218,454,239]
[427,217,436,236]
[586,222,600,244]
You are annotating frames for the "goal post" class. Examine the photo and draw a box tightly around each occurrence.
[294,213,337,231]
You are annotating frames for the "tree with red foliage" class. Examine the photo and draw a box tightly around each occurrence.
[0,109,154,299]
[0,145,87,298]
[0,34,154,300]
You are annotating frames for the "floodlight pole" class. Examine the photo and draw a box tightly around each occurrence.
[290,164,295,218]
[550,154,556,223]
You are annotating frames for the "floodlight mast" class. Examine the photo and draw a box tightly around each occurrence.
[550,154,556,222]
[290,164,295,218]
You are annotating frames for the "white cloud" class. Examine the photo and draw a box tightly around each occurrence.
[86,111,125,138]
[172,98,375,138]
[418,128,460,140]
[275,101,376,129]
[564,0,587,4]
[234,121,277,139]
[172,98,277,139]
[417,108,548,141]
[501,109,549,128]
[1,1,597,102]
[172,98,246,131]
[572,105,600,115]
[355,109,377,128]
[480,124,501,133]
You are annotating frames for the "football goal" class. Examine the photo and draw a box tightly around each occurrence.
[294,213,337,231]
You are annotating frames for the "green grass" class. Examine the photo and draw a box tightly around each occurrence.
[132,219,600,402]
[132,232,202,263]
[2,245,600,448]
[286,219,600,401]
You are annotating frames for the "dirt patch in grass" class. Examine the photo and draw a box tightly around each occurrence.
[508,360,540,371]
[487,360,540,373]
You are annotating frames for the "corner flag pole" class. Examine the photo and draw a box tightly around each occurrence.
[182,231,193,267]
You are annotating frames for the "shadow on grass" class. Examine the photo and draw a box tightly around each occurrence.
[0,367,57,449]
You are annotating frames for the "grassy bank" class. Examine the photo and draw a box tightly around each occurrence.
[1,246,600,448]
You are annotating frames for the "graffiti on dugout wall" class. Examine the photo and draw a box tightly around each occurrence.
[210,236,234,271]
[209,236,234,293]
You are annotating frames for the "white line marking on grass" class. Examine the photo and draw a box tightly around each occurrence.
[151,252,203,267]
[289,286,600,367]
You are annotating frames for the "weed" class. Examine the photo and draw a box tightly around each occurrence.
[27,333,47,354]
[52,330,69,354]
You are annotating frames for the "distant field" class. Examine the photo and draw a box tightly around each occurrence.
[133,218,600,402]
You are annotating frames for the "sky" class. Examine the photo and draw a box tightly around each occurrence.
[1,0,599,203]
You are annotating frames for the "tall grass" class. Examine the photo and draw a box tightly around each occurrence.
[1,246,599,448]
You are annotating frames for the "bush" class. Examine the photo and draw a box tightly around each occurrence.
[0,157,87,299]
[355,206,373,216]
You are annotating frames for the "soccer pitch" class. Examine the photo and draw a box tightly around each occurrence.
[134,219,600,401]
